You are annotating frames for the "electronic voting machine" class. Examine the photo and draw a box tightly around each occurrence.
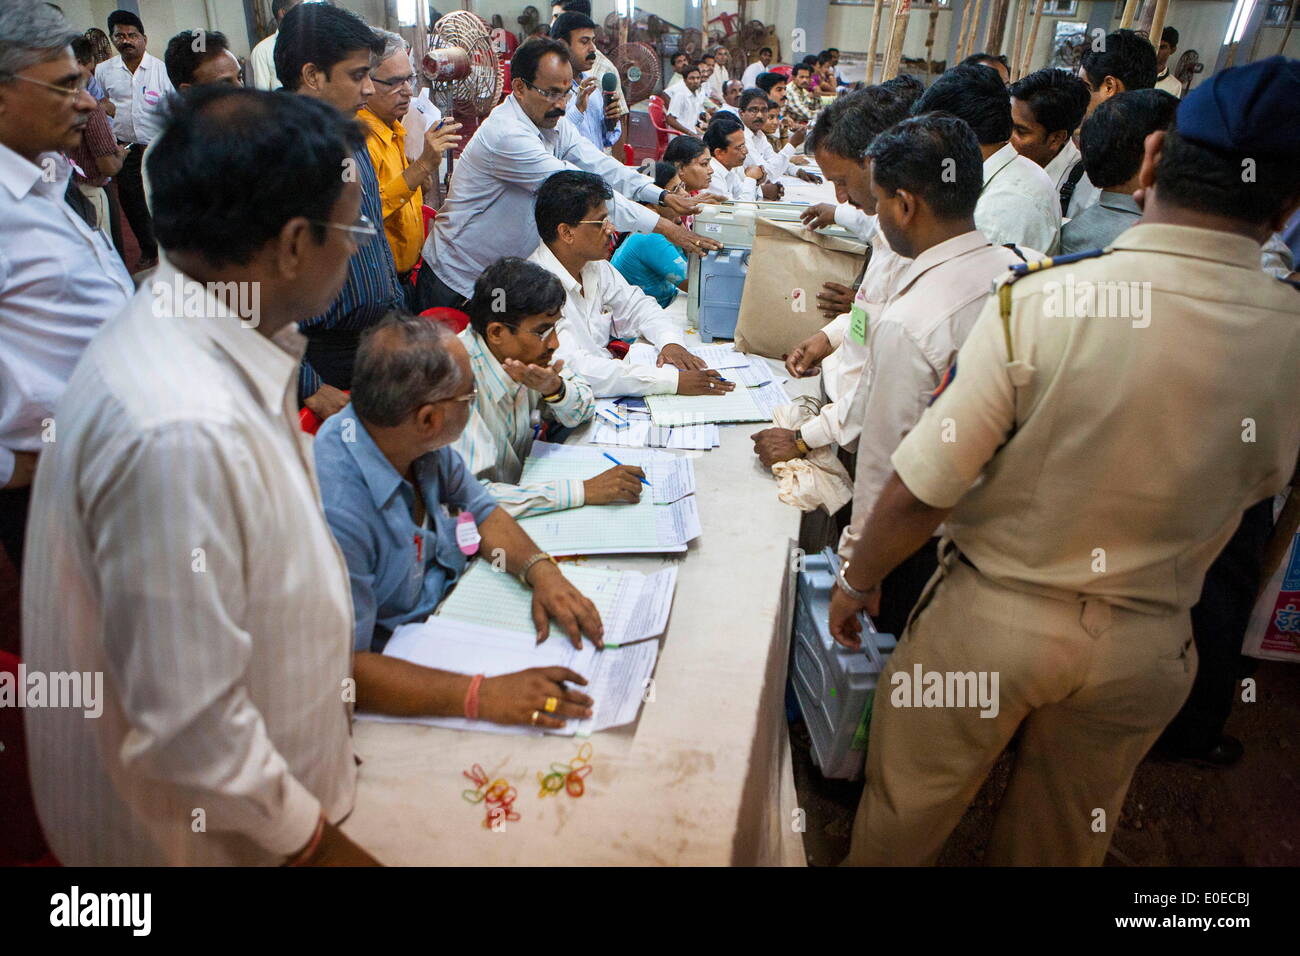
[686,202,859,343]
[791,548,898,780]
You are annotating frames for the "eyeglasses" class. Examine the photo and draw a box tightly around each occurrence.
[513,323,558,341]
[441,385,478,404]
[4,73,91,98]
[372,72,417,90]
[575,218,612,229]
[308,213,379,241]
[520,79,572,102]
[111,32,142,43]
[742,106,767,115]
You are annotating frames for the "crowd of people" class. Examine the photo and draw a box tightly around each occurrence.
[1,0,1297,869]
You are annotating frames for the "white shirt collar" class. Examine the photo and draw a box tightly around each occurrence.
[982,142,1020,186]
[0,142,59,201]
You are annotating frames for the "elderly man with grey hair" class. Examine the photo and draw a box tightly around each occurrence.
[313,312,605,731]
[0,0,133,569]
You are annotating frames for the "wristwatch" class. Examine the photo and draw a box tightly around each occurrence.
[835,559,875,603]
[517,552,557,587]
[542,380,566,403]
[794,428,810,457]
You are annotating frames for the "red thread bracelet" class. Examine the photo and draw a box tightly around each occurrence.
[464,674,485,719]
[287,813,326,867]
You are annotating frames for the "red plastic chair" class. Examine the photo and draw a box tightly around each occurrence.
[771,65,793,78]
[646,95,672,159]
[420,307,469,334]
[623,143,635,165]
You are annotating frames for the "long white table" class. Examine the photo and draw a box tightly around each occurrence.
[343,309,821,865]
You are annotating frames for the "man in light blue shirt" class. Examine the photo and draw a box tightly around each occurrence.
[415,36,714,310]
[553,12,619,151]
[315,313,605,730]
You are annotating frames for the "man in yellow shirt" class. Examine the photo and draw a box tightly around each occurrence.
[360,30,460,297]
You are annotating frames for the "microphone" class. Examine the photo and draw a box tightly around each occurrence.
[601,71,619,135]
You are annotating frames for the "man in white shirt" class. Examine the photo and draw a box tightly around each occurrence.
[663,51,689,97]
[1154,26,1183,98]
[529,171,734,398]
[1008,67,1091,212]
[753,88,913,468]
[95,10,174,269]
[705,46,731,100]
[716,79,743,116]
[24,85,382,866]
[739,88,819,185]
[665,63,708,138]
[418,38,713,310]
[915,63,1059,253]
[741,47,773,88]
[841,114,1024,638]
[248,0,300,91]
[704,114,764,201]
[0,0,134,569]
[453,256,650,517]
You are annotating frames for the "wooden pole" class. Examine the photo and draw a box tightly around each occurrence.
[964,0,986,58]
[1274,0,1294,55]
[1019,0,1046,79]
[882,0,914,81]
[955,0,973,63]
[925,9,938,79]
[1119,0,1140,29]
[984,0,1012,56]
[1009,0,1030,78]
[1147,0,1171,64]
[866,0,889,83]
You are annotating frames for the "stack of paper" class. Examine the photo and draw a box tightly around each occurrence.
[645,388,769,426]
[437,559,677,647]
[360,618,659,736]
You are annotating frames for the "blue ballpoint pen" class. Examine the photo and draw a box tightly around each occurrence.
[602,452,651,487]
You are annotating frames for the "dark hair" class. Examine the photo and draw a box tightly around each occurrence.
[652,160,678,189]
[801,54,818,66]
[550,11,596,44]
[274,2,382,91]
[827,48,839,55]
[353,313,463,426]
[960,52,1008,72]
[913,63,1012,145]
[791,63,811,77]
[535,170,612,242]
[662,134,706,166]
[701,51,715,61]
[808,85,911,157]
[71,34,94,64]
[1156,122,1300,226]
[703,114,744,153]
[816,51,834,66]
[866,114,983,220]
[739,87,768,111]
[880,73,925,110]
[1080,29,1157,92]
[1161,26,1179,48]
[561,0,593,14]
[148,86,363,267]
[466,257,565,336]
[164,30,230,87]
[106,9,143,33]
[511,36,571,85]
[1079,88,1176,188]
[759,46,772,56]
[1008,67,1090,136]
[755,72,786,94]
[272,0,296,19]
[672,51,688,64]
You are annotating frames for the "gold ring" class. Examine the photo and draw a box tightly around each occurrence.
[531,710,541,725]
[544,696,559,713]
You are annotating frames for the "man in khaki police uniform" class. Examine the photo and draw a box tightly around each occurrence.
[828,56,1300,866]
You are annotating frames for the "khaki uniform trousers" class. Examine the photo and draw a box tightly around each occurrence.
[845,540,1197,866]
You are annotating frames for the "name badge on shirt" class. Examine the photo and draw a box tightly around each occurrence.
[143,89,161,106]
[455,512,481,556]
[848,302,868,346]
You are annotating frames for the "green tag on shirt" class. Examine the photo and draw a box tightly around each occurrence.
[848,303,868,345]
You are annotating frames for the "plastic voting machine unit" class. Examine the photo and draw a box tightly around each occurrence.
[687,203,860,342]
[791,548,898,780]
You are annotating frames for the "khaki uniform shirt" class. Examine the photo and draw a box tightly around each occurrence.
[891,223,1300,615]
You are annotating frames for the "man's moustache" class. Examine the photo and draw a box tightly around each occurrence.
[545,109,565,118]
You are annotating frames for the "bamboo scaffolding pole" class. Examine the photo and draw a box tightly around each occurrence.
[882,0,914,81]
[1147,0,1171,65]
[967,0,987,56]
[955,0,973,62]
[925,9,938,78]
[1019,0,1046,79]
[1009,0,1031,78]
[1119,0,1141,29]
[866,0,889,83]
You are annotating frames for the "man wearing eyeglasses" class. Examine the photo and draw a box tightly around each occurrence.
[95,10,173,271]
[0,0,133,572]
[277,3,410,423]
[360,30,461,303]
[416,37,717,312]
[314,313,605,731]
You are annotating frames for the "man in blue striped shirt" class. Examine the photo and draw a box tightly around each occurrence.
[275,2,407,421]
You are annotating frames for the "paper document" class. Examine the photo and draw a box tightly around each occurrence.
[647,423,720,450]
[516,491,699,555]
[587,419,651,447]
[436,559,678,647]
[645,386,768,426]
[360,617,658,735]
[724,362,774,387]
[750,380,793,418]
[626,342,750,370]
[521,442,696,503]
